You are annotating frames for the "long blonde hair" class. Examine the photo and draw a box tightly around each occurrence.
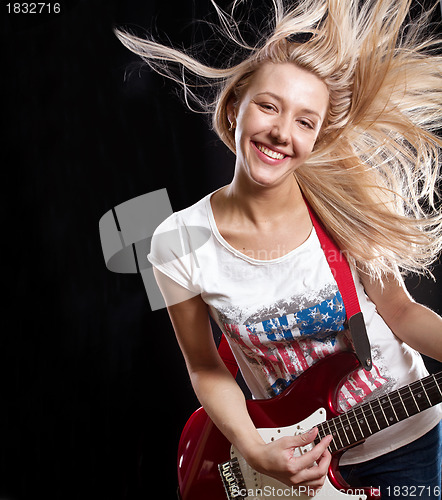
[115,0,442,281]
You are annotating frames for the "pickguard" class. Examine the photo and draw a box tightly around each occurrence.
[228,409,367,500]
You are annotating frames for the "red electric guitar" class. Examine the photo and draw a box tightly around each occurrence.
[176,351,442,500]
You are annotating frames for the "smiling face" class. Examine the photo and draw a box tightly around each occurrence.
[228,62,329,189]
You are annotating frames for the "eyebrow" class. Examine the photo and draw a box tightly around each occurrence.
[254,91,323,120]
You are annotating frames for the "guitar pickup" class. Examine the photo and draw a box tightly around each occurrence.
[218,457,247,499]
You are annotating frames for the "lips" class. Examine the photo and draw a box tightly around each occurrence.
[252,141,289,162]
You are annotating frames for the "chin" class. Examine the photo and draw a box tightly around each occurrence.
[248,165,298,188]
[249,173,290,188]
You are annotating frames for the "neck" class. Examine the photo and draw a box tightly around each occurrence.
[225,174,304,226]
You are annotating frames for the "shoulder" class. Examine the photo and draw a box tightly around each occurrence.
[149,191,214,267]
[152,191,212,236]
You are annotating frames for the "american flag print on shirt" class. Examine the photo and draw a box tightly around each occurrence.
[221,290,388,411]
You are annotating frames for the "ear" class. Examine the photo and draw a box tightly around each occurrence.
[226,96,237,127]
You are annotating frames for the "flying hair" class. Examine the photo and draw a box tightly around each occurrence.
[115,0,442,282]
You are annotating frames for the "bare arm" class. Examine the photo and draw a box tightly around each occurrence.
[167,290,264,456]
[154,268,332,490]
[359,272,442,362]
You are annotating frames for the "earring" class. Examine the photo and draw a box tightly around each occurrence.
[229,120,236,131]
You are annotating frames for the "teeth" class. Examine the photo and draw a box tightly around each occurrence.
[256,143,285,160]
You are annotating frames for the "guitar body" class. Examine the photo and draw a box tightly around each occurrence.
[177,352,380,499]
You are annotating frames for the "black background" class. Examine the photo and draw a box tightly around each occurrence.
[2,1,441,499]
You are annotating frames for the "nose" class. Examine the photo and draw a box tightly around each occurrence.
[270,114,291,144]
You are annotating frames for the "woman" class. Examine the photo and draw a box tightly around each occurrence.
[116,0,442,496]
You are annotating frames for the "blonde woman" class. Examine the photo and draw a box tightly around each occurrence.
[116,0,442,496]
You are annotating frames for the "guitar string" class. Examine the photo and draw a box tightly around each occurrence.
[317,373,441,449]
[350,375,440,424]
[326,374,442,440]
[325,373,442,433]
[322,378,442,450]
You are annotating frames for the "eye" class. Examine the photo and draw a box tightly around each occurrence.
[298,119,315,130]
[255,101,278,113]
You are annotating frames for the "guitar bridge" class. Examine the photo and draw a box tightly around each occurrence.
[218,457,247,499]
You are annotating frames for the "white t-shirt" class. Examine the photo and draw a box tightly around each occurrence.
[148,189,441,465]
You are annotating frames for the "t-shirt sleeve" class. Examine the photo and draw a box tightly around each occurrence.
[147,212,202,298]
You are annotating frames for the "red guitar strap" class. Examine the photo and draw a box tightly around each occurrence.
[218,200,372,377]
[305,202,372,371]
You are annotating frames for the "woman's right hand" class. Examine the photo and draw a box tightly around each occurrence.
[161,292,333,496]
[244,427,333,496]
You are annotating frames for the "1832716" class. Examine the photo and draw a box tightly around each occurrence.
[385,486,441,497]
[6,3,61,14]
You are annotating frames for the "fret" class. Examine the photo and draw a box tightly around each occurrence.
[389,393,408,422]
[415,387,429,411]
[344,412,357,443]
[314,424,327,450]
[315,422,328,448]
[337,414,351,446]
[316,424,324,443]
[354,405,371,436]
[326,424,338,454]
[324,419,334,442]
[368,399,388,430]
[328,438,338,454]
[388,394,400,421]
[360,402,379,435]
[367,401,381,431]
[401,385,421,417]
[402,384,420,415]
[411,380,432,411]
[349,408,365,442]
[420,380,432,407]
[378,395,397,426]
[434,374,442,398]
[328,417,344,451]
[397,390,409,417]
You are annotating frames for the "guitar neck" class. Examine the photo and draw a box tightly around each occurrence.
[316,371,442,454]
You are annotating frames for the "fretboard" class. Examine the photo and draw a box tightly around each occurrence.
[315,371,442,454]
